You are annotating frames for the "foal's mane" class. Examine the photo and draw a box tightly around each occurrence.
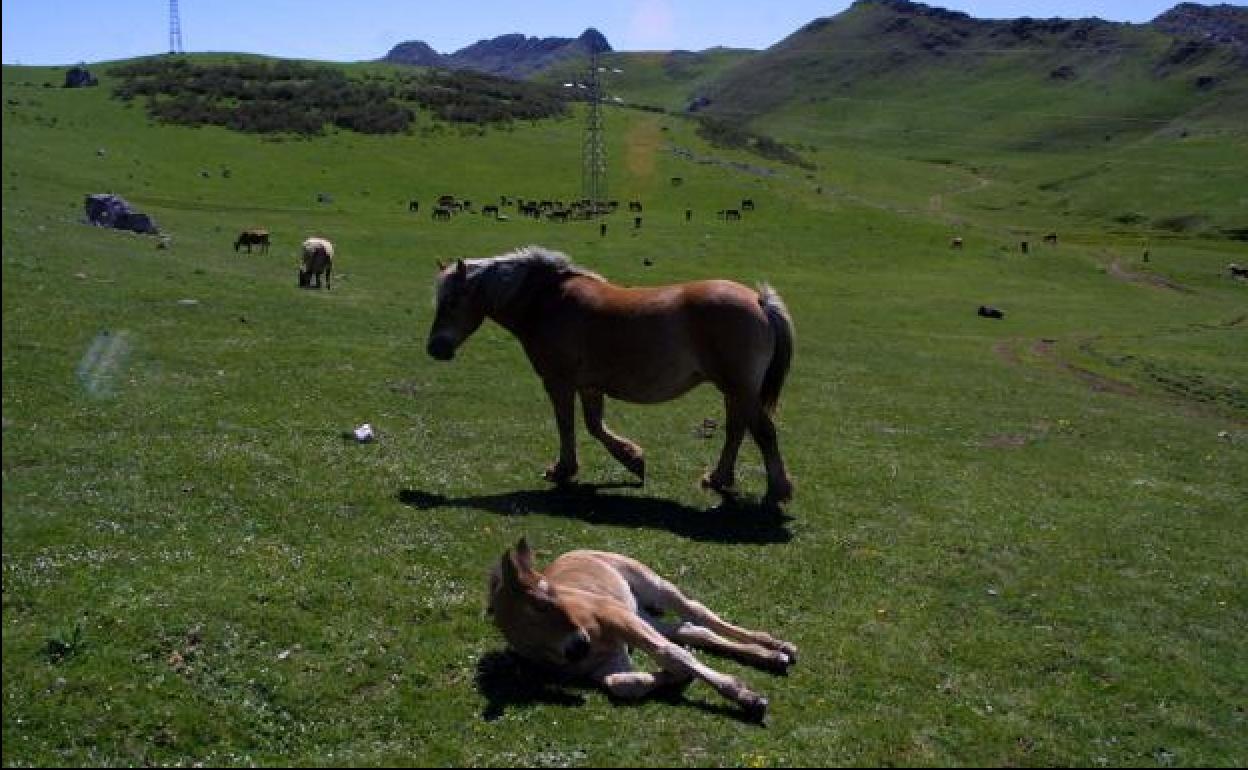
[460,246,605,313]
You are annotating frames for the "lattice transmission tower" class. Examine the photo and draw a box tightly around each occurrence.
[169,0,184,54]
[581,50,608,211]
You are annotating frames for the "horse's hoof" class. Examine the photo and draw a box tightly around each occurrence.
[700,472,734,496]
[624,455,645,481]
[763,480,794,505]
[543,464,578,485]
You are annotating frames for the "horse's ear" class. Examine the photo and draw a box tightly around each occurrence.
[455,259,468,279]
[513,537,534,574]
[499,550,522,590]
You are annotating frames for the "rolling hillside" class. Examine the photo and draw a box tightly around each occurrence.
[680,0,1248,238]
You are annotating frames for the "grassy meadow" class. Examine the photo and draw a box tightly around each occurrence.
[3,56,1246,767]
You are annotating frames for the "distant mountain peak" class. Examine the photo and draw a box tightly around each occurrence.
[383,28,612,78]
[1153,3,1248,49]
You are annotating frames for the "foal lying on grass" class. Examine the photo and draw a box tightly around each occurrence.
[487,537,797,722]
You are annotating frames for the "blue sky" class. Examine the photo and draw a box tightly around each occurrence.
[1,0,1202,66]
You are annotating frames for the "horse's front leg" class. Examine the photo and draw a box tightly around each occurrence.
[542,381,579,485]
[580,390,644,481]
[593,650,692,700]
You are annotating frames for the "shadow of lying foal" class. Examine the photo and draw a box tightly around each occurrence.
[484,537,797,723]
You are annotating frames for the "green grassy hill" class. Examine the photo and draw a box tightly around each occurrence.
[666,0,1248,239]
[3,48,1246,767]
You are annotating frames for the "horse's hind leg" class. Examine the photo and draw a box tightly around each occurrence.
[750,410,792,504]
[580,390,644,481]
[701,395,748,496]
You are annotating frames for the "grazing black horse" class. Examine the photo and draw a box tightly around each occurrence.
[409,200,420,213]
[234,229,270,254]
[977,305,1005,319]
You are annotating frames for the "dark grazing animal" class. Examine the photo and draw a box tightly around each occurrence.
[978,305,1004,319]
[427,246,795,503]
[234,229,270,254]
[488,537,796,722]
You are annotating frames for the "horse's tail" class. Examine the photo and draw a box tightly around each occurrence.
[757,283,794,416]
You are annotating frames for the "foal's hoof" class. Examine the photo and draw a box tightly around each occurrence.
[777,641,799,666]
[741,693,769,724]
[760,650,795,674]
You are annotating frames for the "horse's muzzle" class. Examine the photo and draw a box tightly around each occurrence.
[427,336,455,361]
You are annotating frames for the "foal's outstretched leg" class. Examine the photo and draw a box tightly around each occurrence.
[542,382,579,485]
[603,611,769,721]
[595,653,693,700]
[644,579,796,671]
[581,390,645,481]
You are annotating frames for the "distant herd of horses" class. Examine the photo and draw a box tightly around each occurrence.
[407,193,758,229]
[951,232,1059,252]
[231,193,760,289]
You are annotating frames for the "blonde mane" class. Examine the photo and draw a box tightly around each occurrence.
[445,245,605,313]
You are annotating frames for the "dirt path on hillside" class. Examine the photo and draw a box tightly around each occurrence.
[625,116,662,185]
[1106,258,1194,293]
[991,335,1245,425]
[992,336,1137,397]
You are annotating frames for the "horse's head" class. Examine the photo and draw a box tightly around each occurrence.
[486,538,593,667]
[427,259,487,361]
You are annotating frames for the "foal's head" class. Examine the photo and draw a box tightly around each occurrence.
[486,538,593,667]
[427,259,487,361]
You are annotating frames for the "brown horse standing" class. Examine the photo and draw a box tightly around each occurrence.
[426,246,794,503]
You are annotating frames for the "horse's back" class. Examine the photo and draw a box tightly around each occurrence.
[302,236,333,255]
[555,277,774,401]
[302,237,334,267]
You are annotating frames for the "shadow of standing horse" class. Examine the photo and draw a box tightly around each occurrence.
[398,484,793,545]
